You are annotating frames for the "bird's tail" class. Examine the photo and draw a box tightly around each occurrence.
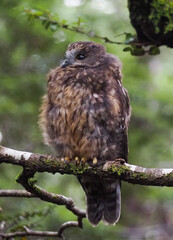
[78,176,104,226]
[102,178,121,225]
[78,176,121,226]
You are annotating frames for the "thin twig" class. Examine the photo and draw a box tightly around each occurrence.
[24,9,128,45]
[0,228,61,239]
[0,219,83,240]
[58,219,83,239]
[0,190,34,198]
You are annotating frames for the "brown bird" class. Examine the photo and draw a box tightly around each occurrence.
[39,41,131,226]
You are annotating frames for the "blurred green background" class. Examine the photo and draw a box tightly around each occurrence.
[0,0,173,239]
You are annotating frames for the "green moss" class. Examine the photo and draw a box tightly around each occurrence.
[64,163,90,175]
[28,177,37,185]
[109,165,130,176]
[166,172,173,180]
[149,0,173,33]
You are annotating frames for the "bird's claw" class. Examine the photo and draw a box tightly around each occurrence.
[115,158,125,165]
[64,156,72,164]
[87,157,99,167]
[63,156,98,166]
[75,157,80,165]
[81,157,87,165]
[92,157,98,165]
[64,156,86,166]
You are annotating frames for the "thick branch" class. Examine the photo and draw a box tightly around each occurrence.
[128,0,173,48]
[16,169,85,218]
[1,145,173,186]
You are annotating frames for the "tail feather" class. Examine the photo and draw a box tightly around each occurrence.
[78,176,121,226]
[86,191,104,226]
[102,178,121,225]
[78,176,103,226]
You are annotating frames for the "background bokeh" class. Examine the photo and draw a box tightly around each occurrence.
[0,0,173,239]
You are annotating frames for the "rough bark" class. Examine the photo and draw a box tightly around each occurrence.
[128,0,173,48]
[1,145,173,186]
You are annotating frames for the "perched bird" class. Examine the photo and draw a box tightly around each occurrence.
[39,41,131,226]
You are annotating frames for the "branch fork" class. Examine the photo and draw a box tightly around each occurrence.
[1,145,173,238]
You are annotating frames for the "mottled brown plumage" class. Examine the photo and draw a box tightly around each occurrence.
[39,41,131,226]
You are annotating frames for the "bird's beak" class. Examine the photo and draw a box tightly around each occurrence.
[60,59,71,68]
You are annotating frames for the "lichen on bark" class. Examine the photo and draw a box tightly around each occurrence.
[128,0,173,47]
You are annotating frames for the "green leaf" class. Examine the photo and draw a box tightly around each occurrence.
[149,46,160,55]
[123,47,132,52]
[50,23,58,31]
[131,46,145,56]
[45,21,51,29]
[124,33,135,44]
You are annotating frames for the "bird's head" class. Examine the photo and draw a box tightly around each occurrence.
[60,41,107,68]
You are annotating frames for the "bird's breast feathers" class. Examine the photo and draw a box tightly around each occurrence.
[41,64,129,158]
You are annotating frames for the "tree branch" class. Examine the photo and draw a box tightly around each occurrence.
[24,9,124,46]
[1,144,173,238]
[0,222,81,239]
[1,145,173,186]
[15,169,86,218]
[0,190,34,198]
[23,8,165,56]
[58,218,83,239]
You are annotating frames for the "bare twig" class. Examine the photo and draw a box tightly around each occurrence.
[15,169,86,218]
[0,228,61,239]
[0,190,34,198]
[0,189,85,218]
[58,218,83,239]
[0,219,83,240]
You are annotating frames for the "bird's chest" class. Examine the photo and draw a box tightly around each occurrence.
[48,70,121,156]
[56,83,105,134]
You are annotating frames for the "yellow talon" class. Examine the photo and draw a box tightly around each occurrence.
[81,157,86,164]
[75,157,80,165]
[65,156,71,163]
[92,157,98,165]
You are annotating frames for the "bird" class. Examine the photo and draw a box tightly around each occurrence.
[39,41,131,226]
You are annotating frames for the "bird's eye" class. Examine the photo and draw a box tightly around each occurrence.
[76,54,86,60]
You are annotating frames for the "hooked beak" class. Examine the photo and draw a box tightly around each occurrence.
[60,59,72,68]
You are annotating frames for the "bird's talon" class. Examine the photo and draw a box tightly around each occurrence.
[75,157,80,165]
[81,157,87,165]
[61,157,65,162]
[115,158,125,165]
[92,157,98,165]
[65,156,72,164]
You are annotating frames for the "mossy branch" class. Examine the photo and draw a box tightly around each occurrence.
[1,144,173,238]
[1,145,173,186]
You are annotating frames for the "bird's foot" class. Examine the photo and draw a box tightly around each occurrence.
[87,157,99,167]
[115,158,125,165]
[64,156,80,165]
[64,156,86,166]
[63,156,99,166]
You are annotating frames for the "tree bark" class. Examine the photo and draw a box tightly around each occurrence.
[128,0,173,47]
[1,145,173,186]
